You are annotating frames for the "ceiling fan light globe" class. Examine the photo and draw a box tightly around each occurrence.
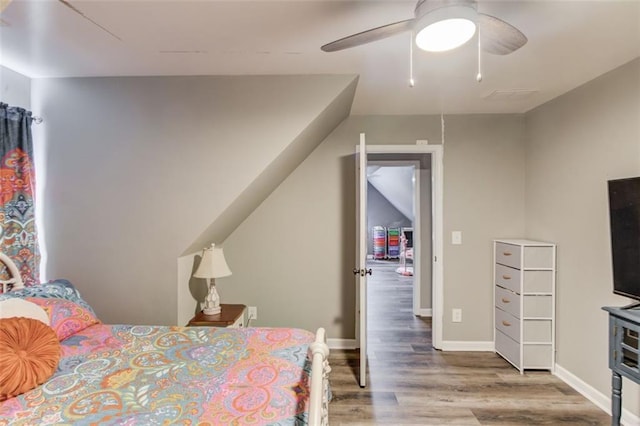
[415,18,476,52]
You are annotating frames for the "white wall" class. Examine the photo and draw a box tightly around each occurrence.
[0,65,30,108]
[0,65,31,110]
[222,114,526,340]
[525,58,640,417]
[31,74,355,326]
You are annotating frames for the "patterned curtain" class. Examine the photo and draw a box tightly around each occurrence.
[0,103,39,287]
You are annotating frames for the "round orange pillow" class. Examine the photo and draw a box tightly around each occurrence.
[0,317,61,401]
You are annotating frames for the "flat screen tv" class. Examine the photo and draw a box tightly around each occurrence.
[608,176,640,302]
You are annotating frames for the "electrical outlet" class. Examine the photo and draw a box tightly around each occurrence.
[248,306,258,320]
[452,308,462,323]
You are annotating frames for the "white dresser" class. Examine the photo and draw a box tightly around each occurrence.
[494,239,556,373]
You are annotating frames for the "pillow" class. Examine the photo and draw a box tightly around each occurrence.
[0,299,50,325]
[0,317,61,401]
[0,280,97,317]
[25,298,100,341]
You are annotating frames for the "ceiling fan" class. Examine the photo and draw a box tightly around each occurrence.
[321,0,527,55]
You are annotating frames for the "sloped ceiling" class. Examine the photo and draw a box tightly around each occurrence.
[367,166,415,221]
[184,76,358,255]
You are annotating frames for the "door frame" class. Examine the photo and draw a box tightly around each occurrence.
[357,144,444,350]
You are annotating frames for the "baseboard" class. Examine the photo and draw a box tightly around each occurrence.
[554,364,640,425]
[327,338,357,350]
[417,308,432,317]
[440,340,494,351]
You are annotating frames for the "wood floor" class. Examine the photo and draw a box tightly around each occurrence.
[327,260,610,425]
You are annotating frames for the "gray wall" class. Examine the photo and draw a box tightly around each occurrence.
[0,65,30,108]
[366,182,411,255]
[223,114,526,340]
[31,74,355,325]
[525,58,640,416]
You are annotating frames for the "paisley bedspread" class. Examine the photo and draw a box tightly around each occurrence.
[0,324,315,425]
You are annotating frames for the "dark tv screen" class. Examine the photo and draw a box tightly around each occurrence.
[608,177,640,301]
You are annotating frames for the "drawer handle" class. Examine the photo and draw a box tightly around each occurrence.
[502,320,512,327]
[503,252,512,256]
[502,275,511,280]
[501,298,510,303]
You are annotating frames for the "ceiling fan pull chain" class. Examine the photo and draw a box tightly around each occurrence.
[477,26,483,82]
[409,31,415,88]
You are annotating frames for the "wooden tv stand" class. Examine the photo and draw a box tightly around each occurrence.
[602,305,640,426]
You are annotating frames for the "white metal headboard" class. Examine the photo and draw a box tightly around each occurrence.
[0,253,24,292]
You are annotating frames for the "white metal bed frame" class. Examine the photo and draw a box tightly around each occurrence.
[0,252,25,293]
[0,253,330,425]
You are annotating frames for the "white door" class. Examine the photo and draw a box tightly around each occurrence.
[355,133,369,387]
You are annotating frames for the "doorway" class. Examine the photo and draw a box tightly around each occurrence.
[365,156,433,332]
[355,142,443,387]
[366,162,424,318]
[355,144,444,363]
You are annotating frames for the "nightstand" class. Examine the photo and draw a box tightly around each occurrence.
[188,304,247,328]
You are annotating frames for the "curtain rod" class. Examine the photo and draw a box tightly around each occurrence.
[33,116,44,124]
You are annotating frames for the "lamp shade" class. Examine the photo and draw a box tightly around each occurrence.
[415,4,477,52]
[194,244,232,279]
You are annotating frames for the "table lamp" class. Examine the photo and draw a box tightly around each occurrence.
[193,244,232,315]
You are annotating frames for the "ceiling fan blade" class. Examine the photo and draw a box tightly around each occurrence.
[321,19,414,52]
[477,13,527,55]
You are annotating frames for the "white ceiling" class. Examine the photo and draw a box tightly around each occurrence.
[1,0,639,114]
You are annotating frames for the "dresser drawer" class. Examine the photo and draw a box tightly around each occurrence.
[523,344,553,369]
[495,263,520,293]
[495,286,520,318]
[230,313,245,328]
[496,242,521,269]
[496,308,520,342]
[523,319,552,343]
[523,295,553,318]
[523,246,554,269]
[523,270,554,293]
[496,329,520,369]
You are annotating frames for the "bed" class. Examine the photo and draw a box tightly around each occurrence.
[0,253,330,425]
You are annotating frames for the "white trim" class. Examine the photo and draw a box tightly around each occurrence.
[417,308,432,317]
[554,364,640,426]
[327,338,357,350]
[431,146,444,350]
[358,133,367,388]
[413,165,421,316]
[440,341,495,351]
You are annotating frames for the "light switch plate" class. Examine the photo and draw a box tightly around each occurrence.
[452,231,462,245]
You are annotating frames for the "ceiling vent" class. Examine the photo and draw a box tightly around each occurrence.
[483,89,539,101]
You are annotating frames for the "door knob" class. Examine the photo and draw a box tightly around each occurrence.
[366,269,372,275]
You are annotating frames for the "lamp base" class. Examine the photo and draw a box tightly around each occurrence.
[203,306,221,315]
[202,278,222,316]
